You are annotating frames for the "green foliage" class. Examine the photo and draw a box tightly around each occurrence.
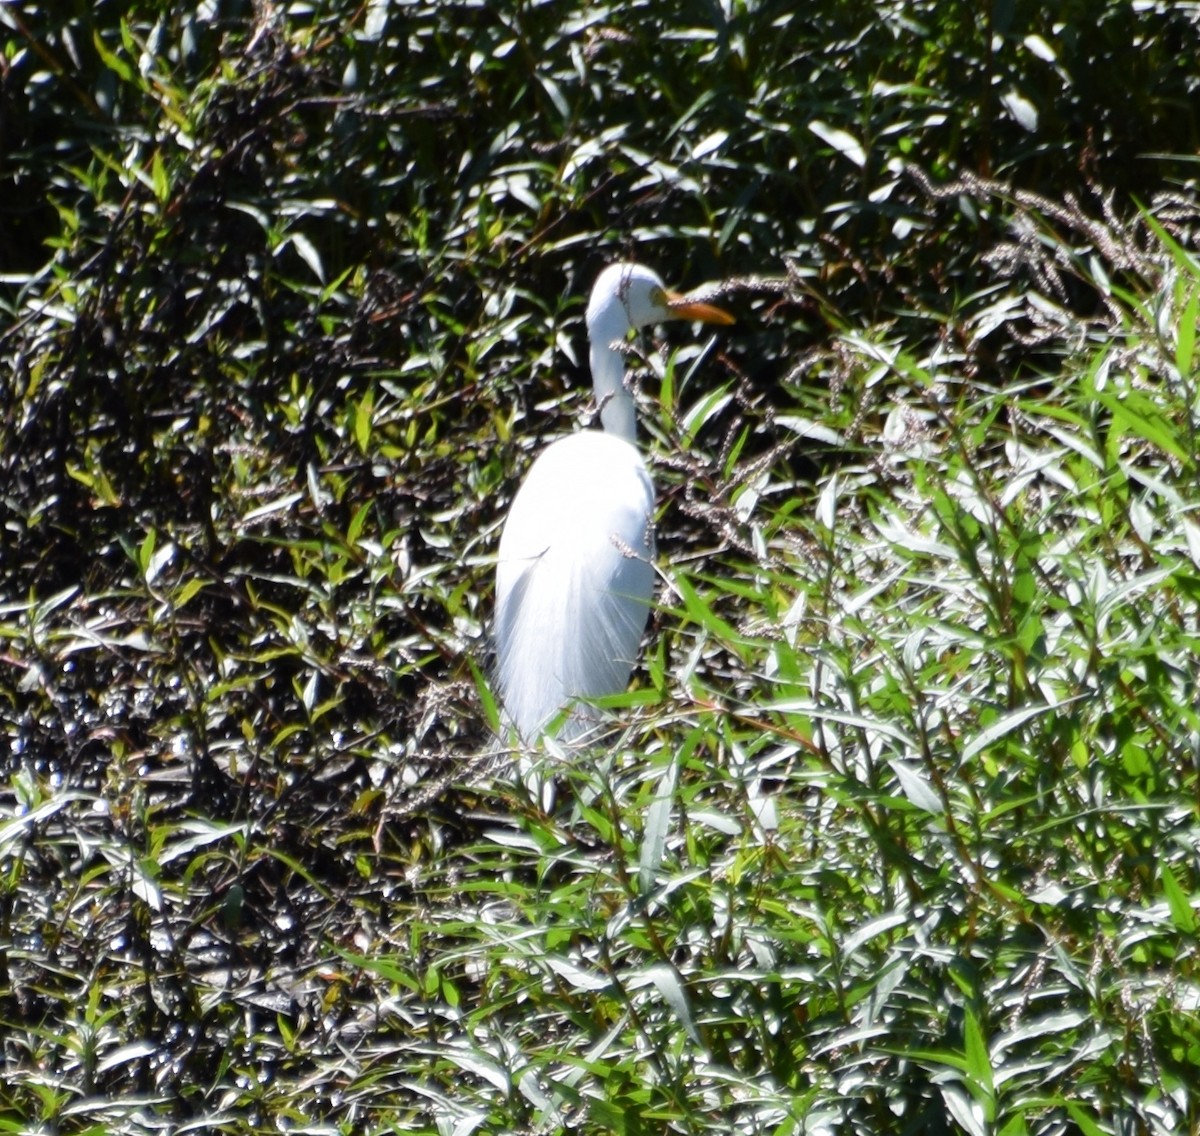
[3,0,1200,1133]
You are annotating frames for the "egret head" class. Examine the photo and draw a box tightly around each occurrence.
[584,262,733,442]
[587,262,734,335]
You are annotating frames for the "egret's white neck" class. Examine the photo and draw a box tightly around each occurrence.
[587,304,637,444]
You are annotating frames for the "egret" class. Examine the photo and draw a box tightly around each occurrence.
[494,262,734,746]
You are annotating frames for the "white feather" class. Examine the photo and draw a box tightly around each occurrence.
[496,431,655,741]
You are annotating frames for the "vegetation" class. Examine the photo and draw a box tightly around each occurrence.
[2,1,1200,1133]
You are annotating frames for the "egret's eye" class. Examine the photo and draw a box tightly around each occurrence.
[650,286,667,308]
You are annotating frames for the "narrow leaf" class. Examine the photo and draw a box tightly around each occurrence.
[93,30,134,82]
[641,963,701,1045]
[674,573,742,643]
[889,760,943,815]
[963,1005,995,1103]
[808,119,866,167]
[1177,285,1198,377]
[288,231,325,283]
[1161,863,1197,934]
[962,703,1058,762]
[354,390,374,455]
[1095,388,1190,464]
[639,759,677,895]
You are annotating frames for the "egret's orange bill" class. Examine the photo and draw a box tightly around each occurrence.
[665,290,735,325]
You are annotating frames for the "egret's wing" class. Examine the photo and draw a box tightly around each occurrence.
[495,431,655,744]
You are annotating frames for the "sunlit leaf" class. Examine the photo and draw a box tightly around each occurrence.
[808,119,866,167]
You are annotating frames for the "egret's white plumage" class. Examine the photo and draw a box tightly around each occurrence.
[495,262,733,745]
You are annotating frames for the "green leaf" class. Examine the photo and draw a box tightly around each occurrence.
[138,529,156,576]
[674,572,742,644]
[174,578,205,609]
[151,149,169,204]
[93,30,134,83]
[638,758,677,895]
[346,499,371,545]
[963,1005,994,1112]
[1094,387,1191,465]
[1160,863,1197,934]
[468,657,501,733]
[326,945,421,990]
[1063,1103,1106,1136]
[641,963,701,1045]
[354,389,374,454]
[962,702,1064,763]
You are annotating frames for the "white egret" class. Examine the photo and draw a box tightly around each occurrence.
[494,262,734,746]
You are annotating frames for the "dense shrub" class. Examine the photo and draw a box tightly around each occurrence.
[2,2,1199,1133]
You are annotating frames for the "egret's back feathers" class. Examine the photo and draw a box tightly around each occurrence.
[495,430,654,742]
